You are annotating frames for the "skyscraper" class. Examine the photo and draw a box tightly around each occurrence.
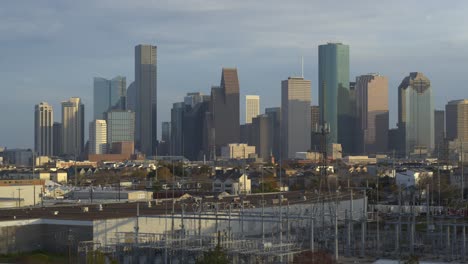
[355,74,389,154]
[318,43,351,153]
[434,110,445,150]
[398,72,434,157]
[210,68,240,153]
[34,102,53,156]
[171,102,186,156]
[126,81,136,112]
[53,122,62,156]
[89,119,107,155]
[446,99,468,142]
[265,107,281,160]
[135,44,157,155]
[184,100,210,161]
[93,76,126,120]
[310,105,321,151]
[61,97,85,157]
[106,110,135,153]
[281,77,311,159]
[251,114,271,161]
[245,95,260,124]
[161,122,171,143]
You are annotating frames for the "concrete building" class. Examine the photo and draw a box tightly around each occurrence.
[398,72,434,157]
[434,110,445,150]
[106,110,135,153]
[342,156,377,165]
[34,102,53,156]
[446,99,468,142]
[0,179,44,207]
[295,152,322,162]
[135,44,157,156]
[89,120,107,155]
[245,95,260,124]
[265,107,281,161]
[221,143,255,160]
[281,77,311,159]
[3,149,33,167]
[251,114,271,161]
[319,43,352,153]
[52,122,62,156]
[355,74,389,154]
[61,97,85,157]
[210,68,240,152]
[213,171,251,195]
[93,76,126,120]
[2,171,68,184]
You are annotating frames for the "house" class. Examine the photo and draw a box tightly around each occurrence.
[212,170,251,195]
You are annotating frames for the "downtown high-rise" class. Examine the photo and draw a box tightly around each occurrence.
[355,74,389,154]
[61,97,85,157]
[34,102,53,156]
[93,76,126,120]
[318,43,352,153]
[135,44,157,156]
[281,77,311,159]
[89,119,107,155]
[398,72,434,157]
[245,95,260,124]
[446,99,468,143]
[209,68,240,155]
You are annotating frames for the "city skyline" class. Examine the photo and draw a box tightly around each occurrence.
[2,1,468,148]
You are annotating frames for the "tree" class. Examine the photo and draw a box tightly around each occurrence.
[195,246,229,264]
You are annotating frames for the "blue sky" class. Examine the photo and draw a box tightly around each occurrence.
[1,0,468,148]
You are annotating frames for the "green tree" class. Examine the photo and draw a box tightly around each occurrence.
[195,246,229,264]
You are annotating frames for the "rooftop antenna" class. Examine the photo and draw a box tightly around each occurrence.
[301,56,304,78]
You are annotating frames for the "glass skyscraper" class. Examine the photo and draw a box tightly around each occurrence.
[93,76,126,120]
[398,72,434,157]
[106,110,135,151]
[318,43,351,153]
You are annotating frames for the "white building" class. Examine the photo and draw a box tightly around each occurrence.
[213,171,251,195]
[395,169,433,187]
[245,95,260,124]
[221,143,256,160]
[295,152,322,161]
[342,156,377,165]
[89,119,107,154]
[0,179,44,207]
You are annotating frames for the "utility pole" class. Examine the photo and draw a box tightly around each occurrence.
[462,140,465,200]
[17,188,22,208]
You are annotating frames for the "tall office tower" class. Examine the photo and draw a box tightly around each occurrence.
[245,95,260,124]
[126,82,136,112]
[89,120,107,155]
[265,107,281,160]
[135,44,157,155]
[310,105,321,151]
[93,76,126,120]
[53,122,62,156]
[251,114,271,161]
[281,77,312,159]
[318,43,351,153]
[446,99,468,142]
[434,110,445,150]
[61,97,84,157]
[106,110,135,153]
[161,122,171,143]
[171,102,186,156]
[355,74,389,154]
[398,72,434,157]
[184,92,207,108]
[184,101,210,160]
[210,68,240,152]
[34,102,53,156]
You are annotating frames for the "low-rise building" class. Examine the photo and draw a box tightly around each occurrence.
[70,189,153,201]
[212,170,251,195]
[342,156,377,165]
[0,179,44,207]
[395,169,433,187]
[221,144,256,160]
[295,152,322,161]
